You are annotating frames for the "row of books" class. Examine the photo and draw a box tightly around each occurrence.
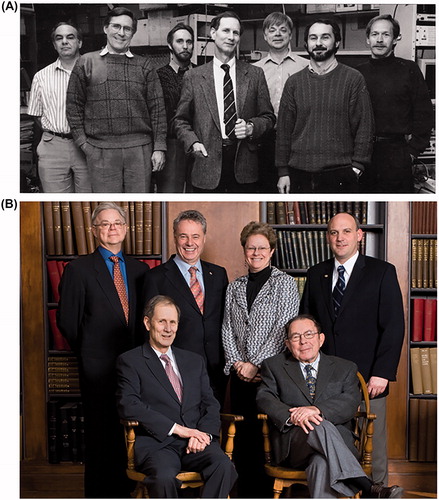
[273,230,366,270]
[411,239,437,289]
[48,356,80,394]
[410,347,437,395]
[266,201,369,225]
[43,201,162,256]
[412,201,437,235]
[411,298,437,341]
[47,258,161,304]
[409,398,436,462]
[48,400,85,463]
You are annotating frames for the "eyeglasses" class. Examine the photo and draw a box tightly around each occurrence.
[245,246,271,253]
[93,221,126,229]
[287,331,319,342]
[108,23,134,35]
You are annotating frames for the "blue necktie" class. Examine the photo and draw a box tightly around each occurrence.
[304,364,316,400]
[332,265,346,316]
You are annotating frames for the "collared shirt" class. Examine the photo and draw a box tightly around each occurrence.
[300,353,320,380]
[254,49,308,117]
[331,251,359,290]
[100,45,134,58]
[27,58,73,133]
[98,246,129,298]
[309,58,338,75]
[169,58,193,74]
[213,56,237,139]
[173,254,205,293]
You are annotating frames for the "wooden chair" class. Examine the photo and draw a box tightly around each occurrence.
[258,371,375,499]
[121,413,244,498]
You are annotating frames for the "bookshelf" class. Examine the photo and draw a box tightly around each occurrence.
[408,202,437,463]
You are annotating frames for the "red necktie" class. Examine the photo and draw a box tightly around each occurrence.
[160,354,183,401]
[189,266,204,313]
[109,255,129,323]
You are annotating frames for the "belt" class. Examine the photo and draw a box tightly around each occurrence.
[373,134,405,143]
[45,130,73,140]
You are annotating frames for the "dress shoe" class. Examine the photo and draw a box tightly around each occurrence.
[369,484,404,498]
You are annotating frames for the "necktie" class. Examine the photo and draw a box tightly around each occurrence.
[221,63,237,138]
[332,265,346,316]
[189,266,204,313]
[109,256,129,323]
[178,66,188,78]
[304,364,317,400]
[160,354,183,401]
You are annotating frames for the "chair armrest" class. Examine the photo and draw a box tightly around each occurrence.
[257,413,272,464]
[120,419,140,427]
[121,419,140,471]
[220,413,244,460]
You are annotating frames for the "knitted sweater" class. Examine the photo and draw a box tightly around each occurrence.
[66,51,167,150]
[157,64,186,138]
[276,64,374,174]
[357,54,434,156]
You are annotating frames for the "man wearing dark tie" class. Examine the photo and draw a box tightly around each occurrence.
[116,295,237,498]
[173,11,275,193]
[143,210,228,405]
[57,202,149,498]
[300,212,404,486]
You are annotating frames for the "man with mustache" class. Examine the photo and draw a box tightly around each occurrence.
[276,19,374,194]
[357,15,434,193]
[156,23,196,192]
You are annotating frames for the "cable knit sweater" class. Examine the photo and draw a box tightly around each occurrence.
[222,267,300,374]
[66,51,167,150]
[276,63,374,174]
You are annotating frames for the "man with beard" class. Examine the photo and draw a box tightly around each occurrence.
[156,23,196,192]
[276,19,374,194]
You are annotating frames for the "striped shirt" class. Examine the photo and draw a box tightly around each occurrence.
[27,58,73,134]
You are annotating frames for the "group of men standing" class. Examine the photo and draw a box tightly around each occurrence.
[27,7,434,193]
[56,203,404,498]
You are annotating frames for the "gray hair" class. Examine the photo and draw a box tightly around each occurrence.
[173,210,207,234]
[92,202,126,225]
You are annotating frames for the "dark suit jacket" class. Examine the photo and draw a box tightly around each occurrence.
[300,254,404,394]
[57,248,149,393]
[173,60,276,189]
[142,257,228,398]
[116,343,221,465]
[257,351,360,465]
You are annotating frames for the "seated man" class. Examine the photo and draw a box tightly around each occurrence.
[256,314,403,498]
[116,295,237,498]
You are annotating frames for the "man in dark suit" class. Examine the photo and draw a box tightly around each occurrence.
[173,11,275,193]
[143,209,228,405]
[300,212,404,486]
[257,314,403,498]
[116,295,237,498]
[57,202,149,498]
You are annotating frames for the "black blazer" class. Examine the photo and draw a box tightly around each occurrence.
[57,248,150,391]
[142,257,228,395]
[300,254,404,392]
[116,343,221,464]
[257,351,360,465]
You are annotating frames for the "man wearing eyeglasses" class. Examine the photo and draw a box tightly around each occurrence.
[66,7,167,193]
[57,202,149,497]
[257,314,403,498]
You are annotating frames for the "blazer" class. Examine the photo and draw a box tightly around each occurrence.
[173,60,276,189]
[57,248,150,390]
[300,254,404,392]
[142,257,228,392]
[257,351,360,465]
[222,267,300,374]
[116,343,221,464]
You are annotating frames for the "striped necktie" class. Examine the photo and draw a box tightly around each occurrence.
[161,354,183,401]
[109,256,129,323]
[189,266,204,313]
[221,63,237,138]
[304,364,316,400]
[332,265,346,316]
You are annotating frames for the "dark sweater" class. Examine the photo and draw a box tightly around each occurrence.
[275,63,374,174]
[357,54,434,156]
[157,64,188,138]
[67,51,167,150]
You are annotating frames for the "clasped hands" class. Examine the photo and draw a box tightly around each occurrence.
[233,360,261,383]
[173,423,211,454]
[289,406,323,434]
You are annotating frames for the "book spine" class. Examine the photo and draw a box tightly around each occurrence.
[423,298,437,341]
[152,202,161,255]
[60,202,74,255]
[81,202,95,254]
[71,202,88,255]
[411,298,425,342]
[410,347,423,394]
[43,202,56,255]
[143,202,152,255]
[52,201,63,255]
[419,348,433,394]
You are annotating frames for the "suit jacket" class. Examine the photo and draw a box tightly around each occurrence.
[57,248,150,393]
[116,343,221,465]
[300,254,404,393]
[173,60,276,189]
[142,257,228,396]
[257,351,360,465]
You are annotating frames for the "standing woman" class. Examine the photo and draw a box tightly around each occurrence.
[222,221,299,497]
